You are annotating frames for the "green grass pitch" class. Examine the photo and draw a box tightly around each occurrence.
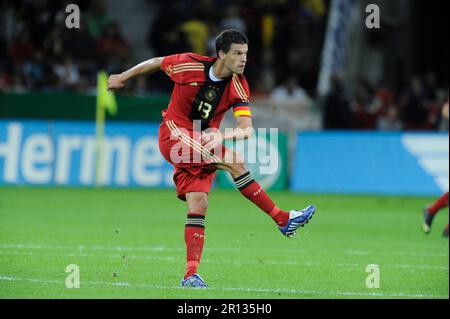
[0,186,448,299]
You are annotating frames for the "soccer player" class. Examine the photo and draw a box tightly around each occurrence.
[107,29,316,287]
[422,100,449,238]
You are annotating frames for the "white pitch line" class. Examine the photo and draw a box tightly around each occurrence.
[0,243,171,252]
[0,250,176,262]
[0,275,447,299]
[1,250,448,271]
[344,249,449,257]
[0,243,447,258]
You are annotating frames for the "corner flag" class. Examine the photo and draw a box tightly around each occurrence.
[96,71,117,115]
[95,71,118,186]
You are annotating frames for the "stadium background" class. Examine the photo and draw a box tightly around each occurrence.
[0,0,448,299]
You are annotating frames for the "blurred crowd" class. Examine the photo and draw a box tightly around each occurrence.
[146,0,328,95]
[0,0,327,96]
[322,73,449,131]
[0,0,448,131]
[0,0,132,94]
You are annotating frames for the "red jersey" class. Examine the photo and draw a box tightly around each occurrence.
[160,52,252,131]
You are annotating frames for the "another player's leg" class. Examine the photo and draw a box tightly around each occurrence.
[215,150,315,237]
[422,192,449,234]
[443,224,449,238]
[181,192,208,288]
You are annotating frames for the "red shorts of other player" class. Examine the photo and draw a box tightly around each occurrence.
[158,119,228,201]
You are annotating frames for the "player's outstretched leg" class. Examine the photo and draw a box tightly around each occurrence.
[233,171,316,237]
[215,151,316,237]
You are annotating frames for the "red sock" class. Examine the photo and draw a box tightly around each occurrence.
[234,172,289,227]
[184,214,205,279]
[429,192,449,215]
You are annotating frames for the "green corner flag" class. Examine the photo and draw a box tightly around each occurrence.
[96,71,117,115]
[95,71,118,186]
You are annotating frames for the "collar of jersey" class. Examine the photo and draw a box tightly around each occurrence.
[209,64,224,82]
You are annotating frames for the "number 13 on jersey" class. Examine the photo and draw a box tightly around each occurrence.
[198,101,212,119]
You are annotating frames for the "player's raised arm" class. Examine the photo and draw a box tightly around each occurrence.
[107,56,164,90]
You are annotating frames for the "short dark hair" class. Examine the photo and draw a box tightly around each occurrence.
[215,29,248,57]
